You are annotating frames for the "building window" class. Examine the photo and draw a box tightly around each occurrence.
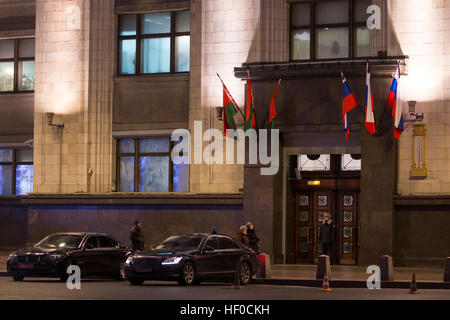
[341,154,361,171]
[298,154,331,171]
[0,148,33,195]
[118,10,190,75]
[0,38,35,92]
[117,137,189,192]
[290,0,373,61]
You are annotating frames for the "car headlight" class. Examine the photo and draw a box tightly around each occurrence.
[161,256,183,265]
[125,257,134,266]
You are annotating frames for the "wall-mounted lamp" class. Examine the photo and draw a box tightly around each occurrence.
[215,106,223,121]
[407,101,424,121]
[45,112,64,128]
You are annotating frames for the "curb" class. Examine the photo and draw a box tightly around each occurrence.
[1,272,448,289]
[252,278,450,290]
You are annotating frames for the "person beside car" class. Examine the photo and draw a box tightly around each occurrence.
[130,220,145,251]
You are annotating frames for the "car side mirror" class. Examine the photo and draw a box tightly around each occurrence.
[204,245,214,252]
[84,243,94,250]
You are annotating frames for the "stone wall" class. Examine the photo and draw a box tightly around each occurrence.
[388,0,450,194]
[188,0,288,193]
[33,0,114,194]
[394,196,450,267]
[22,193,243,248]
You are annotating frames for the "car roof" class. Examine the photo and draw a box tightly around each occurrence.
[50,232,110,237]
[171,233,233,238]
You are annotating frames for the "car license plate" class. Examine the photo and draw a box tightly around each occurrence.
[18,264,34,269]
[135,266,152,273]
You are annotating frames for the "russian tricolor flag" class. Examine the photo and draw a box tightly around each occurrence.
[342,76,359,140]
[365,63,376,135]
[387,66,404,139]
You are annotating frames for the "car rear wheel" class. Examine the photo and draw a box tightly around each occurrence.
[13,275,24,282]
[129,279,144,285]
[179,261,196,286]
[239,262,251,285]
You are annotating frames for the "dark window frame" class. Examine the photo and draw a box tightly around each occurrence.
[117,137,189,193]
[117,10,190,76]
[289,0,374,62]
[0,147,33,195]
[0,38,35,93]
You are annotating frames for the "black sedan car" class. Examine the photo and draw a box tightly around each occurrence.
[123,233,258,286]
[7,232,131,282]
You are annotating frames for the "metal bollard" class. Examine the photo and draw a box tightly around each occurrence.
[379,255,394,281]
[256,253,271,278]
[316,255,331,280]
[444,257,450,282]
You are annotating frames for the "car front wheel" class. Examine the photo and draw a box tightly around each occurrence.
[179,261,196,286]
[239,262,251,285]
[129,279,144,285]
[13,274,24,282]
[59,258,73,282]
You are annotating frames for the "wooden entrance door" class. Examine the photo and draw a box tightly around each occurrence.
[295,190,360,264]
[337,191,360,265]
[296,191,335,263]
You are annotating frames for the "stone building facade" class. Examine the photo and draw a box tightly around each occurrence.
[0,0,449,268]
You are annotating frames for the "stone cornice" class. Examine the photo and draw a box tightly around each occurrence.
[19,193,244,206]
[234,57,409,81]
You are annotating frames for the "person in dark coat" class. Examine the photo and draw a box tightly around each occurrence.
[246,222,260,254]
[319,213,336,265]
[236,225,249,247]
[130,220,145,251]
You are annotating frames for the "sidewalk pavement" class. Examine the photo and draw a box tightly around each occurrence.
[270,264,444,282]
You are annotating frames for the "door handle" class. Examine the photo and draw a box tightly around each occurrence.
[357,226,361,247]
[314,227,318,244]
[306,227,312,244]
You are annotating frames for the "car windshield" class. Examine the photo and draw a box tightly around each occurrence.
[155,235,203,250]
[35,234,84,249]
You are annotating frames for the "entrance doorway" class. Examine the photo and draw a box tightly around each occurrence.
[292,154,361,265]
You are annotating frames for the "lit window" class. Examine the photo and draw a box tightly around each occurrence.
[290,0,374,61]
[0,38,35,92]
[118,10,190,75]
[298,154,331,171]
[117,137,189,192]
[341,154,361,171]
[0,148,33,195]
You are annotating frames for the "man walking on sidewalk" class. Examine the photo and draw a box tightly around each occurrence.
[319,213,336,265]
[130,220,145,251]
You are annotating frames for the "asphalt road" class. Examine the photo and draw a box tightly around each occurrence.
[0,277,449,300]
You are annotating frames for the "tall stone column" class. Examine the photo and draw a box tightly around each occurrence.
[33,0,114,193]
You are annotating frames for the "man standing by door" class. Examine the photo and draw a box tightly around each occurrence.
[130,220,145,251]
[319,213,336,265]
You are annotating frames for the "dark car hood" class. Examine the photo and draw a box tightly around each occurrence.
[134,248,196,257]
[15,247,72,255]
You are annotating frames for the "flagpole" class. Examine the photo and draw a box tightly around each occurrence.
[247,68,258,129]
[217,73,245,120]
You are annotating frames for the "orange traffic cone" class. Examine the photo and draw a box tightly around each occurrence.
[320,271,332,292]
[408,273,420,294]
